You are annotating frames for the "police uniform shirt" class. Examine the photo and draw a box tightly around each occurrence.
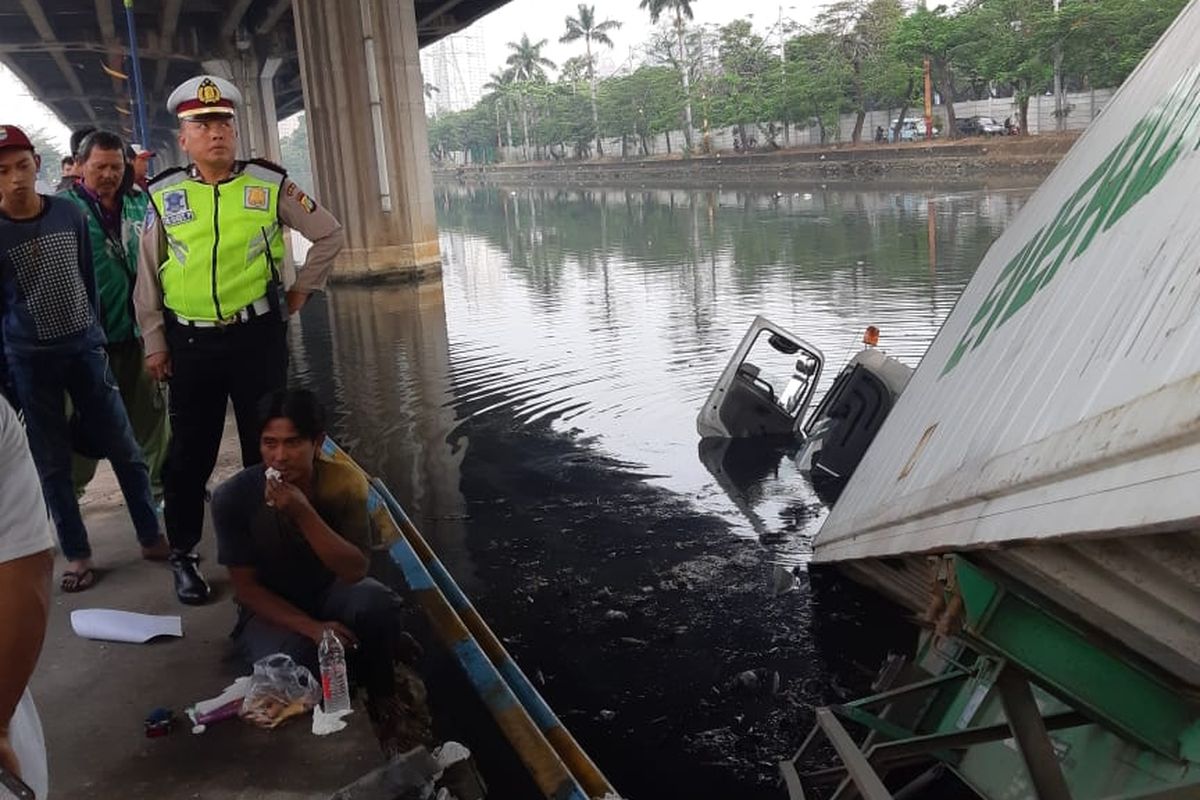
[133,163,344,356]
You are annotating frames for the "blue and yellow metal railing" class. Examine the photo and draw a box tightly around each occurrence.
[322,439,617,799]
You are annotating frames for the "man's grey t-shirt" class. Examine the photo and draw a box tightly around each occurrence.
[0,397,53,562]
[212,459,374,618]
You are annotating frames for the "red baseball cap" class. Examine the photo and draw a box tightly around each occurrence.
[0,125,34,153]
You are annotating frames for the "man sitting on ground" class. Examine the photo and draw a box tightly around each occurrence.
[211,389,429,754]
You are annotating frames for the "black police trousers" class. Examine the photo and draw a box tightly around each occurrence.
[162,313,288,553]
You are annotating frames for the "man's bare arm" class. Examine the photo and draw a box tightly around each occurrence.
[265,481,369,584]
[0,549,52,778]
[227,567,357,646]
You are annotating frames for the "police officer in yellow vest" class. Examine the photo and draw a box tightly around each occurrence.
[134,75,344,604]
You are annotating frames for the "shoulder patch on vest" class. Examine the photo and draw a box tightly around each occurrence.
[244,158,287,184]
[148,166,187,191]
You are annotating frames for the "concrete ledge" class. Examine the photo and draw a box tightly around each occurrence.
[331,245,443,284]
[435,133,1080,186]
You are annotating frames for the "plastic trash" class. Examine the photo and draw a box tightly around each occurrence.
[239,654,321,729]
[312,705,353,736]
[319,628,352,714]
[187,676,251,728]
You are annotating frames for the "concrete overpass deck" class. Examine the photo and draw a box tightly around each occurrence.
[1,0,507,156]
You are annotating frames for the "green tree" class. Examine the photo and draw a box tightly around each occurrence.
[965,0,1054,134]
[891,7,968,139]
[561,4,621,158]
[25,127,66,185]
[279,116,314,194]
[506,34,557,159]
[818,0,905,143]
[483,69,519,155]
[640,0,697,151]
[783,31,849,143]
[712,20,776,148]
[1058,0,1187,90]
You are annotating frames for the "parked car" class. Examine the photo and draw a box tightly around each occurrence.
[956,115,1007,136]
[890,117,940,142]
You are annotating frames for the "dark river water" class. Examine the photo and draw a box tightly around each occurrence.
[288,181,1033,798]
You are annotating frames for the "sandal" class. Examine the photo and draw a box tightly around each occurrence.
[61,568,96,593]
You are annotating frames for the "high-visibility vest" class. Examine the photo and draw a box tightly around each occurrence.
[149,161,285,322]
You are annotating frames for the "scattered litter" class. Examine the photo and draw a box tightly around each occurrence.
[433,741,471,769]
[312,705,353,736]
[769,564,801,598]
[732,670,761,693]
[240,654,321,729]
[618,637,648,647]
[599,709,616,721]
[144,707,175,738]
[726,668,783,697]
[191,724,206,735]
[187,676,251,727]
[71,609,182,644]
[603,610,628,622]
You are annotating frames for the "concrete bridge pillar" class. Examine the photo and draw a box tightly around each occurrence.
[292,0,441,281]
[231,53,285,165]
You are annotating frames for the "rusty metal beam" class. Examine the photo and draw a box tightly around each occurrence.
[0,41,191,62]
[815,708,893,800]
[16,0,98,125]
[94,0,129,103]
[996,667,1073,800]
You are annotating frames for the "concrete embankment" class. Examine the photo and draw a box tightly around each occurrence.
[435,133,1078,187]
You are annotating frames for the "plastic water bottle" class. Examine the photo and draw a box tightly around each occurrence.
[318,628,352,714]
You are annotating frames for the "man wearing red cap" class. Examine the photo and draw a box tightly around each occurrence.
[129,144,155,192]
[0,125,166,593]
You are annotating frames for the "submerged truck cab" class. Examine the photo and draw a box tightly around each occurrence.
[697,318,913,499]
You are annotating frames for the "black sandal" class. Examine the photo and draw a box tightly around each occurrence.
[61,568,96,593]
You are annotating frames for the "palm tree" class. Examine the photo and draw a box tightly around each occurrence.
[561,4,621,158]
[505,34,557,83]
[483,70,517,155]
[640,0,696,151]
[505,35,557,160]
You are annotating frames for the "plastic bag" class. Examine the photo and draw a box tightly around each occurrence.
[239,653,322,729]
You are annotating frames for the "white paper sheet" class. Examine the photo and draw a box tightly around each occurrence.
[69,609,183,644]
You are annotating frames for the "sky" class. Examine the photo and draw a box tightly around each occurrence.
[0,0,827,144]
[1,65,72,153]
[464,0,825,79]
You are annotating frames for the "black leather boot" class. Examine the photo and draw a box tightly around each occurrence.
[169,550,210,605]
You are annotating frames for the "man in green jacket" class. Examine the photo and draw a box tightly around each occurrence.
[65,131,169,509]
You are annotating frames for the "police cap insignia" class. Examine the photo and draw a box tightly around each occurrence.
[197,78,222,105]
